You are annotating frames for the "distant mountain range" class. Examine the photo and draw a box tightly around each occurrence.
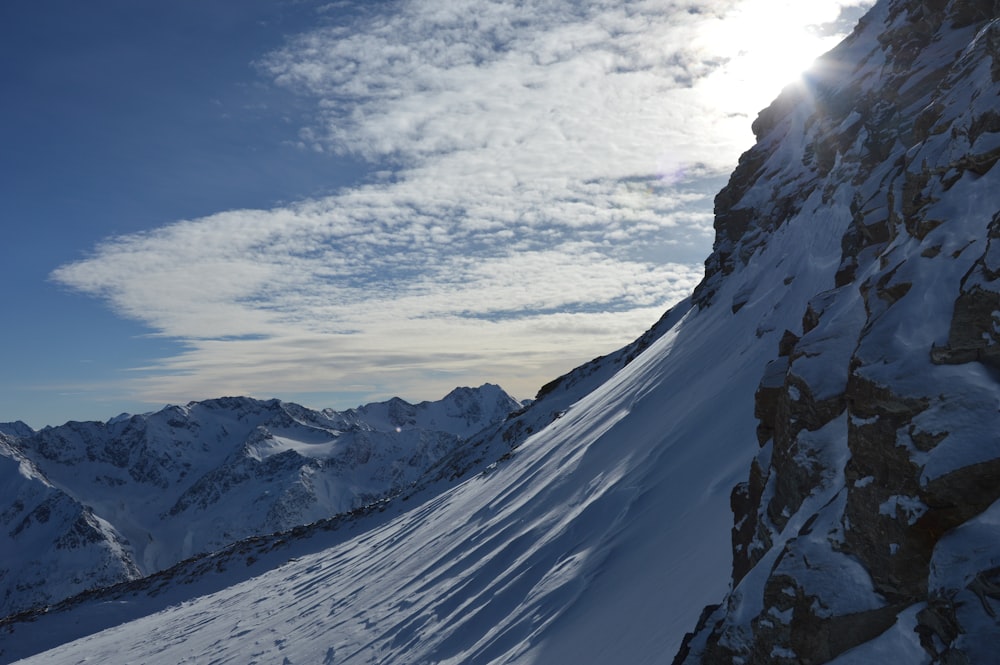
[0,385,521,618]
[5,0,1000,663]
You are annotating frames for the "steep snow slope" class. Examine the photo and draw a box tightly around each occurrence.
[1,152,847,662]
[675,0,1000,662]
[0,385,519,618]
[0,437,138,618]
[7,0,1000,663]
[1,292,766,664]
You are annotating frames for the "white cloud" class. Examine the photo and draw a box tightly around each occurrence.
[265,0,736,173]
[52,0,872,408]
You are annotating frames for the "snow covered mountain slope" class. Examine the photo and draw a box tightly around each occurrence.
[5,0,1000,663]
[3,283,772,664]
[0,436,139,619]
[329,384,524,440]
[1,156,836,660]
[672,1,1000,662]
[0,423,33,439]
[0,385,519,619]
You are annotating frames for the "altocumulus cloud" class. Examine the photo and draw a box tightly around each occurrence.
[53,0,870,406]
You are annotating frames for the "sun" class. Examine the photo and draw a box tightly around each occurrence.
[696,1,851,119]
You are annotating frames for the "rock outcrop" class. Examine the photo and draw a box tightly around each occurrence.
[679,1,1000,662]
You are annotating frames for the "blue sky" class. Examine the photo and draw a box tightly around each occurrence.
[2,0,871,428]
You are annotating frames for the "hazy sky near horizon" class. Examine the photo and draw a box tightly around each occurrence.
[2,0,873,428]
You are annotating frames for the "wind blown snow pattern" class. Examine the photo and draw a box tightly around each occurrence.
[8,0,1000,663]
[5,185,844,663]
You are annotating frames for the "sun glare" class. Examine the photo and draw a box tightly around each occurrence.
[697,1,850,120]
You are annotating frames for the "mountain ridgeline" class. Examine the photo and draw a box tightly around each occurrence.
[0,385,521,619]
[680,0,1000,661]
[3,0,1000,662]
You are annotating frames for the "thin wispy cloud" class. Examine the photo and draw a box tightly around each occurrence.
[52,0,871,408]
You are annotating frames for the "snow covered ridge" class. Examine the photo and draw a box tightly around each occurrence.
[0,385,521,619]
[677,0,1000,662]
[5,0,1000,663]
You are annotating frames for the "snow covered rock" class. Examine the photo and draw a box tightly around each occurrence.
[0,436,139,619]
[0,422,33,439]
[677,1,1000,663]
[5,1,1000,663]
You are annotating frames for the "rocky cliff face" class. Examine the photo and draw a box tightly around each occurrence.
[4,3,1000,662]
[679,1,1000,662]
[0,385,520,619]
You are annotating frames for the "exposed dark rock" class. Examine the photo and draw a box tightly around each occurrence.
[730,454,771,585]
[917,566,1000,663]
[679,2,1000,662]
[933,213,1000,367]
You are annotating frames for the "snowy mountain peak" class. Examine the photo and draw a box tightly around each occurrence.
[0,421,34,438]
[5,2,1000,663]
[325,383,522,438]
[0,439,141,620]
[0,384,521,621]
